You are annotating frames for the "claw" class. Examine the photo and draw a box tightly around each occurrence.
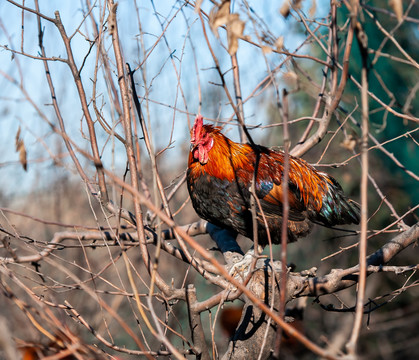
[228,246,266,279]
[229,251,255,279]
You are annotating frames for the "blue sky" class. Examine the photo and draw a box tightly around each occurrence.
[0,0,329,198]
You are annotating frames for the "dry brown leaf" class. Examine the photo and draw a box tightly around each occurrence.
[209,1,245,56]
[275,36,284,51]
[340,135,357,152]
[261,45,273,54]
[280,0,305,17]
[227,14,245,55]
[280,0,291,17]
[388,0,403,21]
[15,126,27,171]
[283,71,298,88]
[209,0,231,35]
[294,0,304,10]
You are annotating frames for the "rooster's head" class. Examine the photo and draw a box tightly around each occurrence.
[190,115,214,165]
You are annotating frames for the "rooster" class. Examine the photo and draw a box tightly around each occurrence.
[187,115,359,247]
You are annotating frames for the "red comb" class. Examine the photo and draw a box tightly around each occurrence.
[192,114,203,143]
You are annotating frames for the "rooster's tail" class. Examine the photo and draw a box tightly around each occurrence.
[314,175,360,227]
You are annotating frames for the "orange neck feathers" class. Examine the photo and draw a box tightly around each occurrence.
[188,126,253,181]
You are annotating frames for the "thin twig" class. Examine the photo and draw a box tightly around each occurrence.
[346,7,369,354]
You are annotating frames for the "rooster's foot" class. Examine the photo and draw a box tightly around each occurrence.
[228,246,266,280]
